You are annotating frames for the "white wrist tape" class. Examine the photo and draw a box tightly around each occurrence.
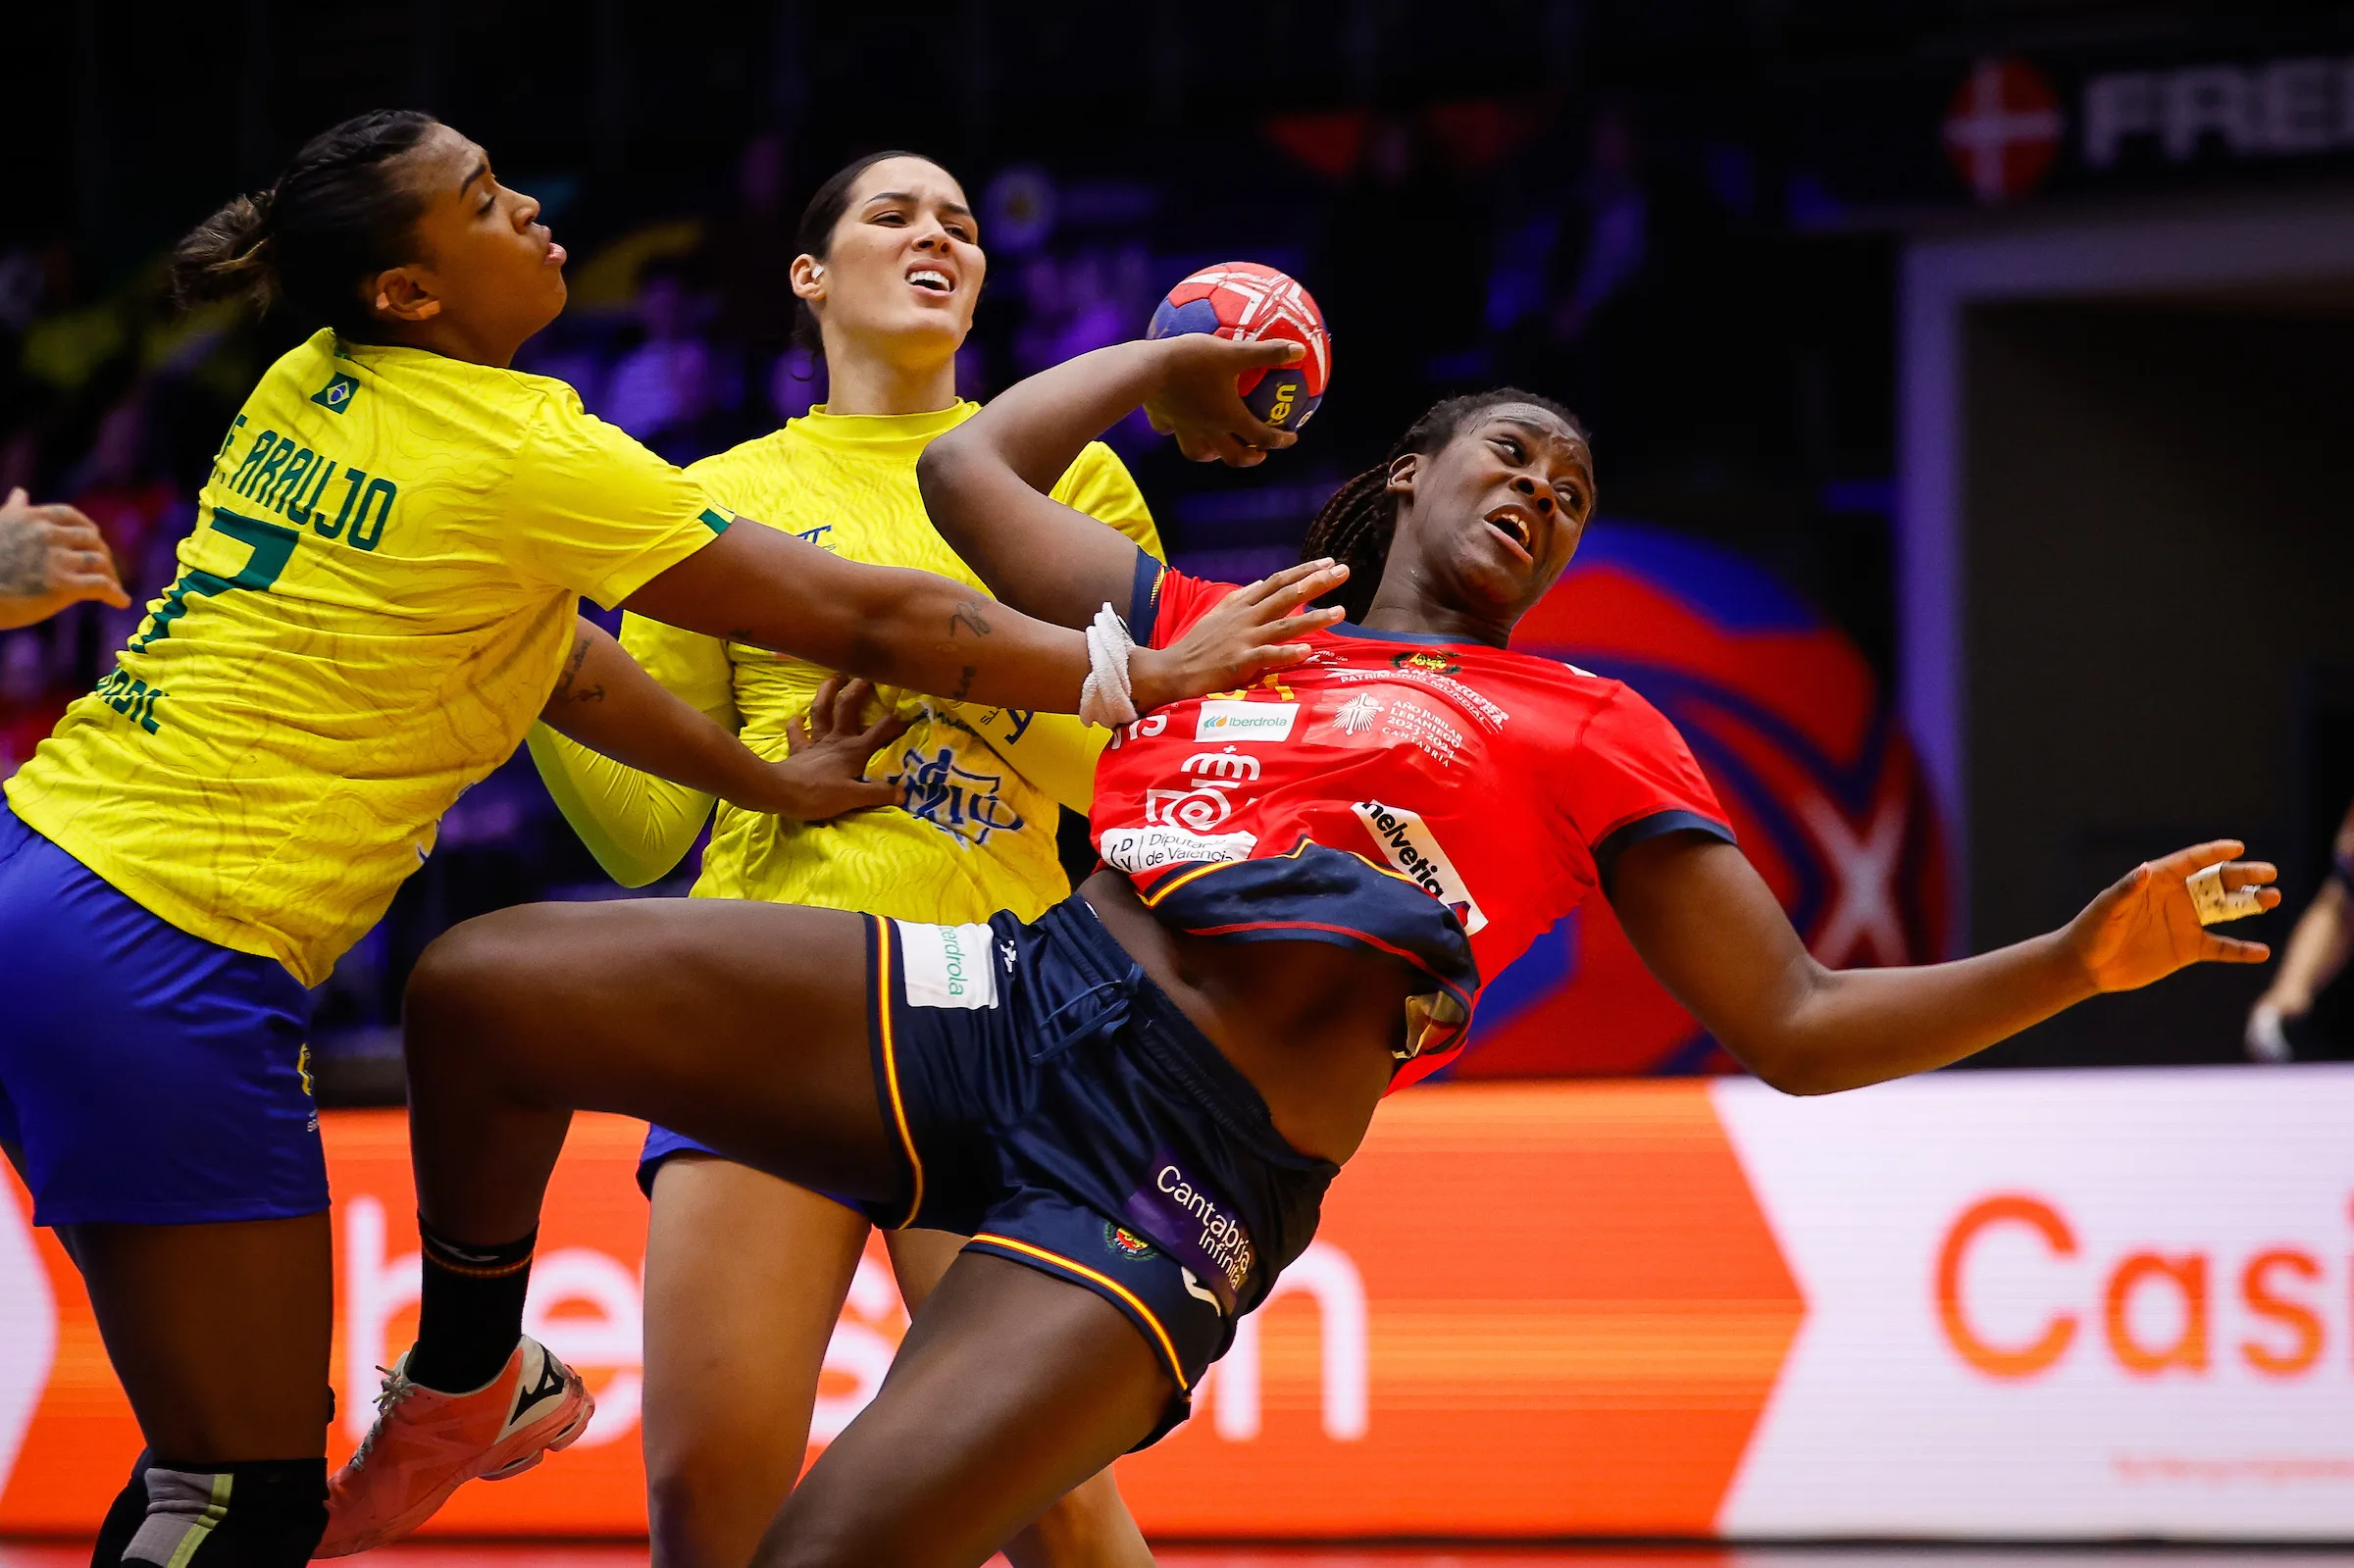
[2186,862,2264,926]
[1079,603,1138,730]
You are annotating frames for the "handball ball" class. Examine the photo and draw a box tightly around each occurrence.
[1147,262,1330,431]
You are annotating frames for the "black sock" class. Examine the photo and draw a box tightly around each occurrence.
[405,1218,537,1393]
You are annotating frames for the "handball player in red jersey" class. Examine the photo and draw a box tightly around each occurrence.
[370,331,2278,1565]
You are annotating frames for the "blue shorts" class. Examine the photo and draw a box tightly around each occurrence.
[647,896,1335,1444]
[870,896,1334,1445]
[0,799,327,1227]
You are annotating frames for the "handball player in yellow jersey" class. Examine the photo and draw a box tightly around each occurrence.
[526,152,1152,1568]
[0,111,1340,1566]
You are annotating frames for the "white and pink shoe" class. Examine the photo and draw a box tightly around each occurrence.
[316,1336,593,1557]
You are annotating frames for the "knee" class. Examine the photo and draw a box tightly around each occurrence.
[646,1445,786,1568]
[645,1471,727,1568]
[403,910,554,1051]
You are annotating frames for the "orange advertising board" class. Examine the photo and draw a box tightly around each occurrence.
[0,1069,2349,1540]
[0,1087,1797,1538]
[1119,1083,1800,1535]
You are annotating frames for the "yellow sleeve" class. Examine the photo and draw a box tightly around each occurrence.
[500,389,735,608]
[525,610,739,888]
[1049,441,1162,558]
[619,610,742,731]
[526,726,714,887]
[938,445,1157,814]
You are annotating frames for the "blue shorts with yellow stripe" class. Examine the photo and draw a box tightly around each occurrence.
[854,893,1336,1448]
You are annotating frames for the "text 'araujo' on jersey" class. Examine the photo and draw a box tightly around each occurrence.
[1095,558,1734,1086]
[6,329,728,985]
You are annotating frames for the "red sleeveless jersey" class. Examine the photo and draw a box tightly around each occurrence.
[1097,562,1734,1087]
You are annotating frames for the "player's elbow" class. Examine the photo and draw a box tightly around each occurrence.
[1753,1058,1848,1097]
[915,436,982,548]
[1723,1034,1848,1097]
[823,615,896,686]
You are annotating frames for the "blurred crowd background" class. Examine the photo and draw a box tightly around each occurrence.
[6,0,2352,1089]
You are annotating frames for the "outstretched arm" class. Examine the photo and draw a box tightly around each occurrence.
[918,334,1303,627]
[623,527,1092,710]
[538,618,904,824]
[1612,833,2279,1094]
[623,511,1336,716]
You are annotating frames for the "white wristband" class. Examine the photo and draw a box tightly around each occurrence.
[1079,603,1138,729]
[2186,861,2263,926]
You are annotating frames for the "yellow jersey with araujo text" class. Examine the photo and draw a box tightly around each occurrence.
[626,401,1159,924]
[5,328,727,985]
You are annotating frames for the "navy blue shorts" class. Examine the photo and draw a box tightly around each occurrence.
[637,1119,870,1215]
[857,895,1337,1446]
[0,798,327,1227]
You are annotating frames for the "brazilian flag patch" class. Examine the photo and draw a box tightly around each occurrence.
[311,373,359,414]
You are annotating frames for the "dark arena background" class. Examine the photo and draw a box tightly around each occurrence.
[5,0,2354,1558]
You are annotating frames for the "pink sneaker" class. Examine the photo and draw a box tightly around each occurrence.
[317,1336,593,1557]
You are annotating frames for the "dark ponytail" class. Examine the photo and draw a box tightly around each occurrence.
[171,192,280,313]
[790,148,938,362]
[1301,387,1586,621]
[170,109,441,337]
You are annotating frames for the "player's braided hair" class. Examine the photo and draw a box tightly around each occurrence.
[1301,388,1586,622]
[170,110,440,337]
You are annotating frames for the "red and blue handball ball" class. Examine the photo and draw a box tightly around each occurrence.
[1147,262,1331,431]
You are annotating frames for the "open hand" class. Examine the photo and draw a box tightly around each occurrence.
[749,676,910,823]
[1131,559,1349,711]
[2066,839,2279,993]
[0,488,130,630]
[1144,336,1304,467]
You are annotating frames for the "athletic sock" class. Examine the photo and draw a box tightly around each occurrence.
[122,1458,327,1568]
[404,1218,537,1393]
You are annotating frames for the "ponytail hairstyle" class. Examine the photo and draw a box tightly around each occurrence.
[169,109,441,337]
[1300,388,1587,622]
[790,148,935,363]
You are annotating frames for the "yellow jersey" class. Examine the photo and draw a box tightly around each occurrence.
[6,329,727,984]
[533,400,1158,925]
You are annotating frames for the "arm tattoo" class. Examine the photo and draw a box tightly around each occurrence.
[550,632,604,703]
[947,663,978,701]
[0,519,51,599]
[948,601,993,639]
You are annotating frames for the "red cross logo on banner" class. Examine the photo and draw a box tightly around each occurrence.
[1942,57,2064,204]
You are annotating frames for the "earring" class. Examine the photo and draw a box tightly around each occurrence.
[417,300,441,319]
[375,292,390,310]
